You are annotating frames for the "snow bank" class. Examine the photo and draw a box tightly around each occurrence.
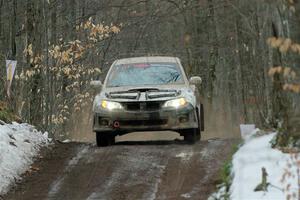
[240,124,256,140]
[0,122,50,195]
[230,132,298,200]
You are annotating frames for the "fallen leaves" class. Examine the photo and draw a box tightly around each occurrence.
[25,165,40,175]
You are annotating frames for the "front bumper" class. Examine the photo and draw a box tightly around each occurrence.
[93,104,198,134]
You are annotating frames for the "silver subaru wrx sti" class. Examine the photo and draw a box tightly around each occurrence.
[91,56,204,147]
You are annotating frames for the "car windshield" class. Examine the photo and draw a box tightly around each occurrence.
[106,62,184,87]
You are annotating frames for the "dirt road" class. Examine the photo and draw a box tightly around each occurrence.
[4,134,236,200]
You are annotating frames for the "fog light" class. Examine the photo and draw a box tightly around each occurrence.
[179,115,189,123]
[99,118,109,126]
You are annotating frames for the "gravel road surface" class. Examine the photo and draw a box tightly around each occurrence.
[4,133,237,200]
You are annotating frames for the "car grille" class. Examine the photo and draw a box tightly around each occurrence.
[122,102,163,111]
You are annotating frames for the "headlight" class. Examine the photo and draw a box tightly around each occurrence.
[163,98,187,108]
[101,100,123,110]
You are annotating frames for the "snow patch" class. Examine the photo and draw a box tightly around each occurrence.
[240,124,256,140]
[200,147,214,159]
[176,151,193,161]
[68,146,89,166]
[230,132,298,200]
[62,139,71,143]
[48,146,89,198]
[181,193,191,199]
[208,185,227,200]
[146,171,163,200]
[0,123,50,195]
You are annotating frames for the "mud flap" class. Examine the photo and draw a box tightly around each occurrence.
[200,104,204,131]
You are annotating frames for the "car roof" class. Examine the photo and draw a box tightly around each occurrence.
[115,56,181,65]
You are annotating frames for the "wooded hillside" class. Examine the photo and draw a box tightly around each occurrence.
[0,0,299,140]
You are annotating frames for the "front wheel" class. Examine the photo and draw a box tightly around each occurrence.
[195,129,201,141]
[182,129,197,144]
[96,132,115,147]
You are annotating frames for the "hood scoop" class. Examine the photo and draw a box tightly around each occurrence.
[128,88,159,92]
[106,91,140,100]
[146,90,181,99]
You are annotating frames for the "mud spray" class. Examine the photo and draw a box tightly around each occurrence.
[202,104,240,140]
[64,104,95,142]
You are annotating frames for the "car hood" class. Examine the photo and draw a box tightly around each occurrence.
[99,84,194,102]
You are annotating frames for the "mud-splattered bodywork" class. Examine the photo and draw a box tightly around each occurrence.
[92,57,203,136]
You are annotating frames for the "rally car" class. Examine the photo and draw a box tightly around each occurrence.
[91,56,204,146]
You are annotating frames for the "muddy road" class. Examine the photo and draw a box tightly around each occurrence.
[5,133,237,200]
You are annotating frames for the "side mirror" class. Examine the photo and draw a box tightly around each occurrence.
[90,80,103,89]
[189,76,202,85]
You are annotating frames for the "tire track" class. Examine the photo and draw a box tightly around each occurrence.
[4,139,237,200]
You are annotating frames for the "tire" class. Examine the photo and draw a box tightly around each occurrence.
[96,132,115,147]
[182,129,197,144]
